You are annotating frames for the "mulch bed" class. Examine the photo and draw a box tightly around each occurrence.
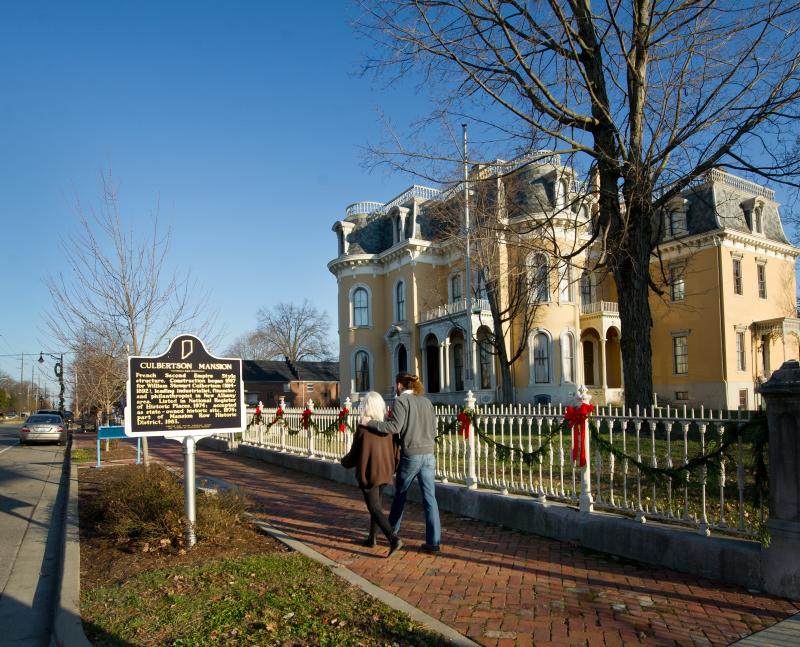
[78,464,289,590]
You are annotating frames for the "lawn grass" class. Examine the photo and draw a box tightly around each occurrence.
[82,553,445,646]
[79,463,447,646]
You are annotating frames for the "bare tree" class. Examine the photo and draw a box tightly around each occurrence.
[225,330,274,360]
[72,331,126,430]
[46,172,217,462]
[358,0,800,407]
[251,300,334,363]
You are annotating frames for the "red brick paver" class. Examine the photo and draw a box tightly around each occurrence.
[105,438,800,647]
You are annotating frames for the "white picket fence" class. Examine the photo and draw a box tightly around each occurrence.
[234,396,763,540]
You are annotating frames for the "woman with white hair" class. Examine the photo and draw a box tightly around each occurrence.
[341,391,403,556]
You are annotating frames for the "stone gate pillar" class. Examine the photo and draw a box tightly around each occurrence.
[758,359,800,600]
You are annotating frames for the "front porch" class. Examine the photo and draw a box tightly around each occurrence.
[580,301,624,406]
[417,298,496,400]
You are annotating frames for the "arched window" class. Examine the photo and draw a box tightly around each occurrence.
[478,330,492,389]
[580,271,592,305]
[558,179,569,208]
[352,287,369,327]
[450,274,462,303]
[561,332,575,383]
[395,281,406,322]
[354,350,370,392]
[397,345,408,373]
[452,342,464,391]
[558,261,573,303]
[529,254,550,303]
[395,216,403,243]
[533,332,550,383]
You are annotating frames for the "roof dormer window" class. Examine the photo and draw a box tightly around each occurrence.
[753,204,764,235]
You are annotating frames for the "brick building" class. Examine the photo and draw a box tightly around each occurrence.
[243,359,339,408]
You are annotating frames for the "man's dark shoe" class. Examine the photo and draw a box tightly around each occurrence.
[388,536,404,557]
[420,543,441,553]
[361,535,377,547]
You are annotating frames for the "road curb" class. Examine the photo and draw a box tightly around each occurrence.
[248,515,481,647]
[50,448,92,647]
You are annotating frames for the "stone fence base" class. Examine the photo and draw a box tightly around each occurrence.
[217,440,765,595]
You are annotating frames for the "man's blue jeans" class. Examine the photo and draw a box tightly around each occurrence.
[388,453,441,546]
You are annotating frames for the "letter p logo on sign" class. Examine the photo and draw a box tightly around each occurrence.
[181,339,194,359]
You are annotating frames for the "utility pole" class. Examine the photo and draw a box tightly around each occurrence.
[463,124,474,390]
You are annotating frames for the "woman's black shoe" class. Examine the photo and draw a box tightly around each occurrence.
[388,536,404,557]
[361,535,377,547]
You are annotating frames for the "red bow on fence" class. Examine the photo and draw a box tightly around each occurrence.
[457,410,471,438]
[272,407,284,425]
[564,402,595,467]
[301,408,312,430]
[338,407,349,433]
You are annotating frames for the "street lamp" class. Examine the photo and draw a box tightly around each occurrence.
[38,352,65,413]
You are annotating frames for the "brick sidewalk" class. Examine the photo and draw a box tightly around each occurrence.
[120,439,799,647]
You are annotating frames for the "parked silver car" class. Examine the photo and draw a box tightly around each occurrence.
[20,414,67,445]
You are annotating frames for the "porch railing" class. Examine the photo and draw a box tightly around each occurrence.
[237,396,763,540]
[580,300,619,316]
[420,297,491,323]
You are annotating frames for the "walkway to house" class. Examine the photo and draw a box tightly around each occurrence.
[145,439,798,647]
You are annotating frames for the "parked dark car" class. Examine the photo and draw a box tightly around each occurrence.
[20,414,67,445]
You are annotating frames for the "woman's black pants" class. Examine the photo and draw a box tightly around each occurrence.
[361,485,394,541]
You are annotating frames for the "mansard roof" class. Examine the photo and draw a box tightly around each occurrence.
[339,164,791,259]
[679,171,790,244]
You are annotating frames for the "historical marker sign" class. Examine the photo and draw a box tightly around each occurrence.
[124,334,245,437]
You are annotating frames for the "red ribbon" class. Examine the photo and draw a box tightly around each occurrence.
[457,410,471,438]
[565,402,595,467]
[338,407,349,433]
[302,408,312,430]
[272,407,284,425]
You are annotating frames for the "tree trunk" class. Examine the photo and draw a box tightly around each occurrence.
[487,288,515,404]
[609,201,655,410]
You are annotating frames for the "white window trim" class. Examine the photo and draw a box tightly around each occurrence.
[448,272,463,304]
[731,254,744,297]
[528,252,551,303]
[351,347,373,395]
[756,262,767,300]
[558,260,574,304]
[530,329,554,385]
[735,328,747,372]
[671,331,690,376]
[349,283,373,329]
[560,330,576,384]
[669,263,686,302]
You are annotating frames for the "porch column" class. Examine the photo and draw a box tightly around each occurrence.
[600,337,608,389]
[443,339,451,392]
[438,341,446,392]
[471,330,479,390]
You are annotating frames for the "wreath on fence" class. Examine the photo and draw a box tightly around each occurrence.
[249,406,355,437]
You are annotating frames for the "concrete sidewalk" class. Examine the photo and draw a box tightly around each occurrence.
[0,439,69,647]
[144,440,799,647]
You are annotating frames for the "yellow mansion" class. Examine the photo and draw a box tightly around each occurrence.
[328,155,799,410]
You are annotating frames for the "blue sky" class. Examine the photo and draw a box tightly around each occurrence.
[0,1,424,391]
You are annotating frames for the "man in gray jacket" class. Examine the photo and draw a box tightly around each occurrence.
[361,371,441,553]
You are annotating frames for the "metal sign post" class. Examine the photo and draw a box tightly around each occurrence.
[183,436,197,546]
[124,334,245,548]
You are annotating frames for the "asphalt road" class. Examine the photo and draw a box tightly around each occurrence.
[0,419,68,646]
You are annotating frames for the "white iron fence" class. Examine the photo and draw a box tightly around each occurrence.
[235,395,764,540]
